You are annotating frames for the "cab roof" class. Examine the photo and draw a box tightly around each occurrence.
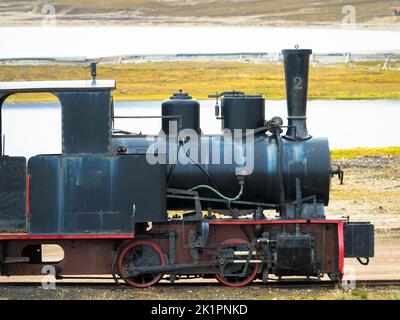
[0,80,116,93]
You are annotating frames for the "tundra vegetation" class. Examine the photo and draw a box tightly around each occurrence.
[0,61,399,101]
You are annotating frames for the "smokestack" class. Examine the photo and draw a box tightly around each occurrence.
[282,49,312,140]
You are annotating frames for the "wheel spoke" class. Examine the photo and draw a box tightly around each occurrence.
[119,241,165,288]
[132,248,140,259]
[216,239,258,287]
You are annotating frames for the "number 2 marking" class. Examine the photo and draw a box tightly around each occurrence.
[293,77,303,90]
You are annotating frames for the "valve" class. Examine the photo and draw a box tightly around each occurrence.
[265,116,283,134]
[331,164,344,185]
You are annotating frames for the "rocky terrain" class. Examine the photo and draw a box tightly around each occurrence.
[328,155,400,232]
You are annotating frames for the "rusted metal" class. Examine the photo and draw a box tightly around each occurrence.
[0,220,339,280]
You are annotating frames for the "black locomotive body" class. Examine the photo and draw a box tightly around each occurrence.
[0,49,374,287]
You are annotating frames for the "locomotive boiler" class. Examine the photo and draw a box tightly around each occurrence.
[0,49,374,287]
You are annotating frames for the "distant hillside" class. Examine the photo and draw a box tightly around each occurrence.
[0,0,399,28]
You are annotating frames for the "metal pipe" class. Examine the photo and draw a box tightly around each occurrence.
[234,251,257,255]
[0,101,2,155]
[282,48,312,140]
[275,128,286,217]
[113,115,181,119]
[189,183,244,203]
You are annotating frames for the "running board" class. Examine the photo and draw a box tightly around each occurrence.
[3,257,30,264]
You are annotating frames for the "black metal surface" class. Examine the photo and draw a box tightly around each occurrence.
[162,90,200,134]
[28,154,166,234]
[0,156,26,232]
[113,134,331,210]
[221,93,265,131]
[56,91,112,155]
[0,83,115,157]
[167,193,278,208]
[120,243,164,282]
[344,222,374,258]
[216,242,255,283]
[282,49,312,140]
[283,137,331,206]
[0,94,4,155]
[275,128,286,215]
[274,233,316,276]
[90,63,97,81]
[27,156,60,233]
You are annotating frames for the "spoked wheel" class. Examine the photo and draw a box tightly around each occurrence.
[118,240,165,288]
[215,239,259,287]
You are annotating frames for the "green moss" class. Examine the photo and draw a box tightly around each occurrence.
[350,289,369,299]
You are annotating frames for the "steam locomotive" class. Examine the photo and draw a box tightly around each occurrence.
[0,49,374,287]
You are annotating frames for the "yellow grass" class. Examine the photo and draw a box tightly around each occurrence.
[331,147,400,159]
[0,60,399,101]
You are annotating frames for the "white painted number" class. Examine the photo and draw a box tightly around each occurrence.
[293,77,303,90]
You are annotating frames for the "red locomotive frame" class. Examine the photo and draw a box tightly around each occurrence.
[0,219,345,287]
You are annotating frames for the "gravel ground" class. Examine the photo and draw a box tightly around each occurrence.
[328,155,400,231]
[0,280,399,300]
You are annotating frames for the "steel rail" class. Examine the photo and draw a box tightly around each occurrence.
[0,279,400,288]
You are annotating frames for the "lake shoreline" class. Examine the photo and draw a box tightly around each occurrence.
[3,99,400,151]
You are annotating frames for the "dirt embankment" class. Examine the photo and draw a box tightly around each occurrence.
[0,0,399,29]
[326,155,400,283]
[328,155,400,232]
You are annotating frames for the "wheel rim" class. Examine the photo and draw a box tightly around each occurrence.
[215,239,259,287]
[118,241,165,288]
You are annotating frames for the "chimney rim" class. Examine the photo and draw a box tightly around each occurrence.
[281,49,312,55]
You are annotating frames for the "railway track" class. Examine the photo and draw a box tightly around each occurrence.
[0,279,399,289]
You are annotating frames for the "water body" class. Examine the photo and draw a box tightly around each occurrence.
[0,27,399,59]
[2,99,399,159]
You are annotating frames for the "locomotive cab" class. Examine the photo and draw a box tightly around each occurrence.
[0,80,167,236]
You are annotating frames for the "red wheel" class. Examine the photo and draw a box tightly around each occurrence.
[215,239,259,287]
[118,241,165,288]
